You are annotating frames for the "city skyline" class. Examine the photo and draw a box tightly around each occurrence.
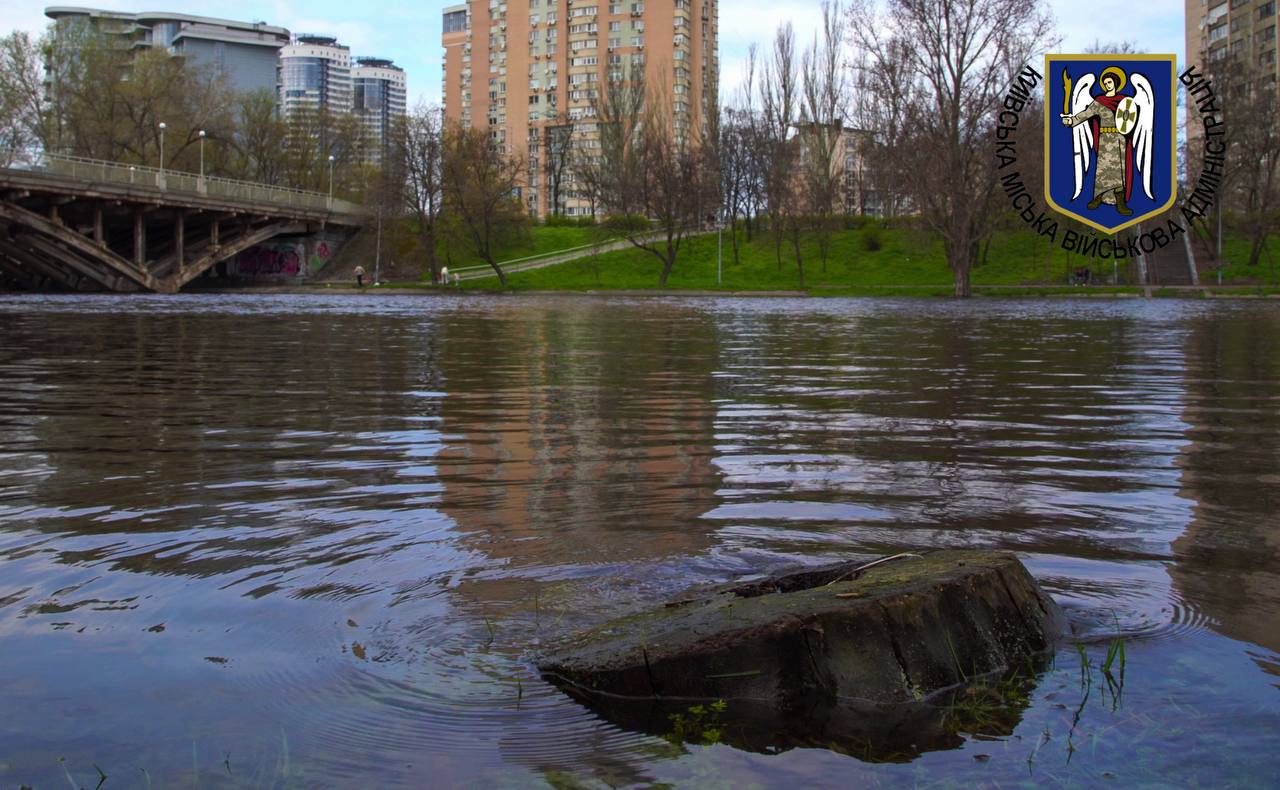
[2,1,1187,109]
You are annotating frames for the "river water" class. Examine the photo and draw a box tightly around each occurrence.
[0,294,1277,787]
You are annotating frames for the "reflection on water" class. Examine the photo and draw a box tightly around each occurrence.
[556,657,1051,765]
[1172,312,1280,670]
[0,294,1278,787]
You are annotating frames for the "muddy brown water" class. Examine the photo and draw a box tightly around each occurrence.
[0,294,1277,787]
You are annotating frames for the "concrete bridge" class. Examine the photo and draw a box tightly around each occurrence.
[0,150,365,293]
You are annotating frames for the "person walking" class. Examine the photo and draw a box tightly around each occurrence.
[440,265,449,286]
[354,265,365,288]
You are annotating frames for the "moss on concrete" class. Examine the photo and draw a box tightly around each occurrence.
[538,550,1062,708]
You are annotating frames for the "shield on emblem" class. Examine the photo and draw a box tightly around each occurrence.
[1115,98,1136,134]
[1044,54,1178,235]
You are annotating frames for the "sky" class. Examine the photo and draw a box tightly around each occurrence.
[0,0,1188,107]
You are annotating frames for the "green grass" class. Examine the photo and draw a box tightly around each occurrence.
[1210,233,1280,285]
[433,223,1147,294]
[432,221,611,271]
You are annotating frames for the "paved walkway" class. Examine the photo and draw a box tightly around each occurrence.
[450,232,670,282]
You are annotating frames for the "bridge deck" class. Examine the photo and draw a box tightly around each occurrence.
[0,152,364,224]
[0,152,366,293]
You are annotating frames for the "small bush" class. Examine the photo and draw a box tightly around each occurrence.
[603,214,652,234]
[863,227,884,251]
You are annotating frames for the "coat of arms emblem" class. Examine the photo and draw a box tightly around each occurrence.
[1044,55,1178,234]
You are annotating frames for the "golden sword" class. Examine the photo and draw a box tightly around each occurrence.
[1062,67,1072,116]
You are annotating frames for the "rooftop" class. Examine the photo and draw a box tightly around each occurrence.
[355,56,401,70]
[294,34,341,46]
[44,6,289,38]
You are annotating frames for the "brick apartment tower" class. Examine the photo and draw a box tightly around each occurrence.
[442,0,719,218]
[1187,0,1278,74]
[1185,0,1278,142]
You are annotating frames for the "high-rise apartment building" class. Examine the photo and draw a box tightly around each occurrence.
[353,57,408,164]
[1188,0,1278,75]
[279,36,408,166]
[44,7,290,95]
[279,34,353,119]
[441,0,719,217]
[1185,0,1278,151]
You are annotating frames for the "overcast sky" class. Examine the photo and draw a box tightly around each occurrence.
[1,0,1187,107]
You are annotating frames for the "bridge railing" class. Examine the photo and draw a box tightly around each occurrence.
[0,148,363,216]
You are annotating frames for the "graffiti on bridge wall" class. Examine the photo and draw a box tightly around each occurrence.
[229,241,333,279]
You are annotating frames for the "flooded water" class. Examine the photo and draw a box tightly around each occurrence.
[1,293,1278,788]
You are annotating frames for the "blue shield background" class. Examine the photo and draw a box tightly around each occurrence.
[1045,56,1177,233]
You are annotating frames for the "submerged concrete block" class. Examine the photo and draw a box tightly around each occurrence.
[539,550,1062,708]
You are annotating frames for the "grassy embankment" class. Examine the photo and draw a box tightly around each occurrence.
[395,221,1146,296]
[438,224,606,267]
[1203,234,1280,294]
[380,221,1280,296]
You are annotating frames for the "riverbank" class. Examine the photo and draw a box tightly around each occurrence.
[354,220,1280,293]
[353,222,1244,294]
[206,282,1280,299]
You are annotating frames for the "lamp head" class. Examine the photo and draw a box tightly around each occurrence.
[158,122,166,130]
[199,130,206,138]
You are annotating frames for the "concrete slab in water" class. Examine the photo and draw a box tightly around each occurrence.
[538,550,1062,707]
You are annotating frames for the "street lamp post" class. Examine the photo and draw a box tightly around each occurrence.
[198,130,206,192]
[327,155,335,208]
[157,121,166,189]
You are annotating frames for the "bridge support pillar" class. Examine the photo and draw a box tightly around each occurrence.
[304,234,316,277]
[133,212,145,266]
[174,212,184,270]
[93,207,103,246]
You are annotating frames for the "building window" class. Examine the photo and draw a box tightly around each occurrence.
[443,10,468,33]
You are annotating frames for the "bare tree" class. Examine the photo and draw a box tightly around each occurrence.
[758,25,801,276]
[847,0,1055,296]
[232,90,290,183]
[584,69,716,286]
[543,118,577,217]
[276,105,369,194]
[799,2,849,274]
[848,43,913,220]
[733,47,769,244]
[0,32,49,156]
[578,69,646,217]
[1213,61,1280,269]
[441,125,528,285]
[719,106,752,264]
[399,103,446,282]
